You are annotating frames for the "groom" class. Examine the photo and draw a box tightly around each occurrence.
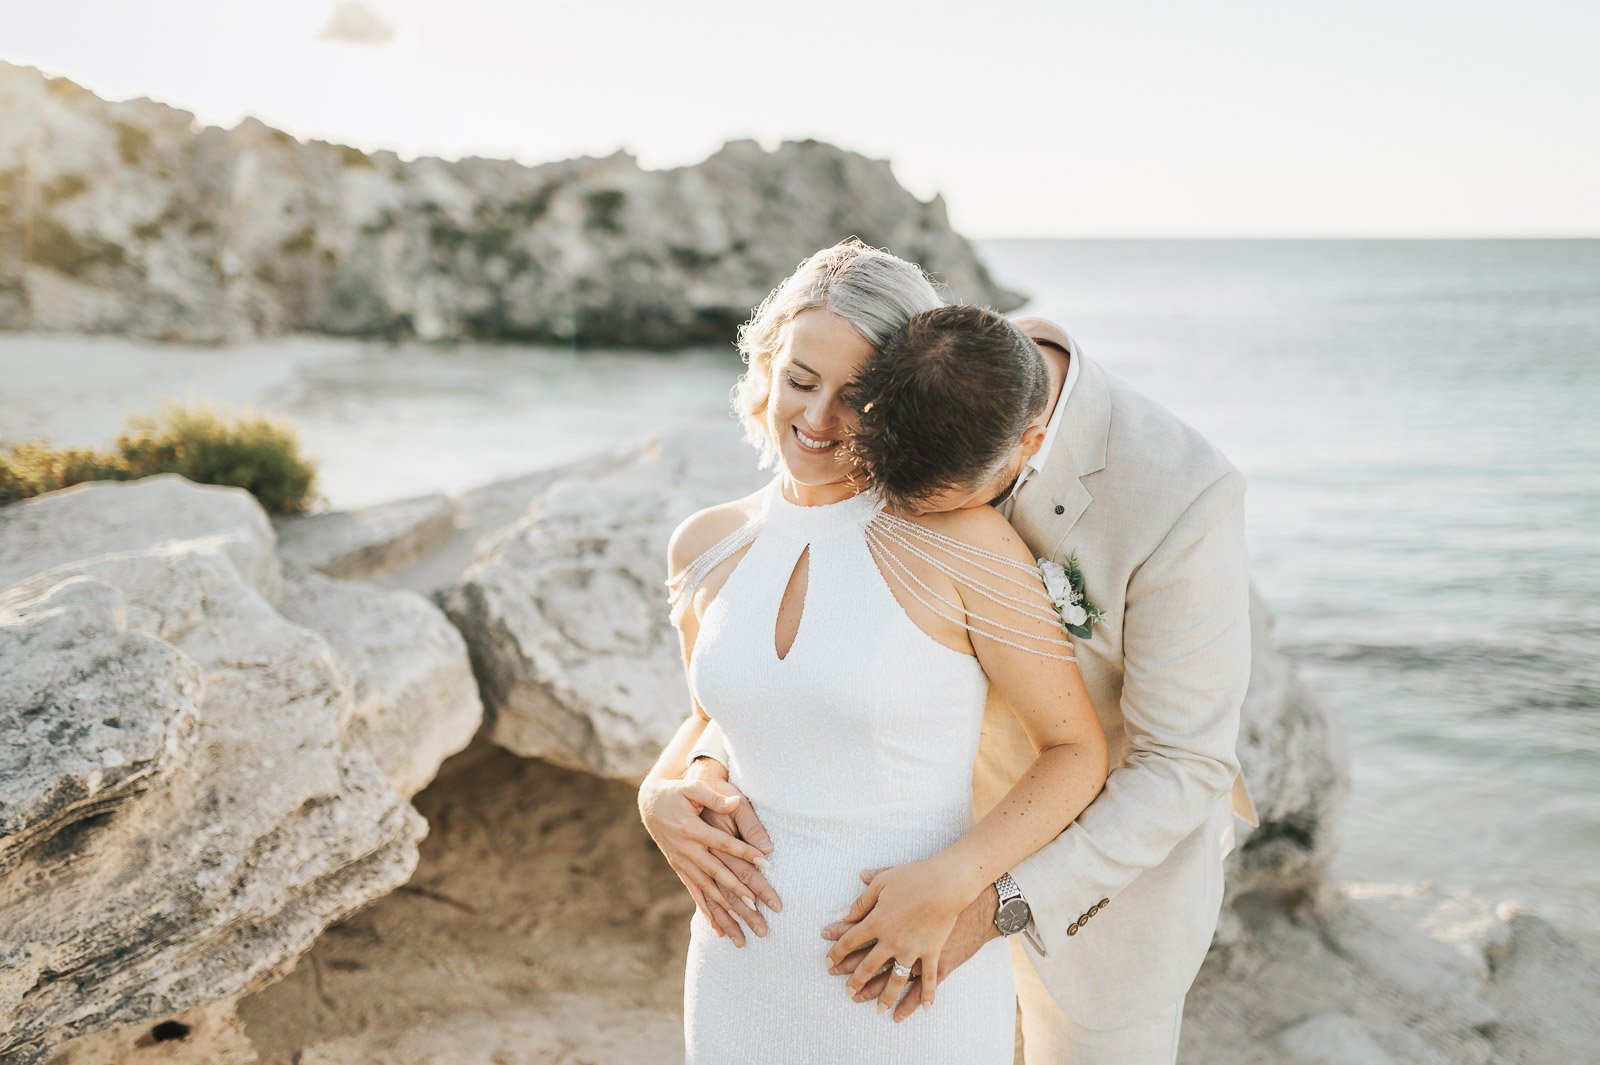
[684,310,1259,1064]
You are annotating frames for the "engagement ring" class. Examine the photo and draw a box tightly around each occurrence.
[891,962,914,979]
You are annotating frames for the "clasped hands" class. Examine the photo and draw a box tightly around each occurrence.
[638,759,1000,1023]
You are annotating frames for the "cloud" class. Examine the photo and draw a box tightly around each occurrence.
[314,1,396,46]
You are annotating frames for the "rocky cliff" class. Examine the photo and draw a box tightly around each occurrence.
[0,62,1020,347]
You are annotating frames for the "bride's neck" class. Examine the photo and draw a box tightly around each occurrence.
[780,474,863,507]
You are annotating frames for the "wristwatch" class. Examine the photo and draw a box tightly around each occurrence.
[994,872,1032,936]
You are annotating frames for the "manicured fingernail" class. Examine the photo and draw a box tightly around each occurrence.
[741,895,756,909]
[754,855,770,869]
[768,898,783,912]
[877,1000,890,1013]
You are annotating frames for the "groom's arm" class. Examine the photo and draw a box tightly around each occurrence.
[686,718,730,770]
[1007,467,1251,957]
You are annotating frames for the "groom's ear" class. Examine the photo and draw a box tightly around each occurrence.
[1014,316,1072,352]
[1020,424,1048,460]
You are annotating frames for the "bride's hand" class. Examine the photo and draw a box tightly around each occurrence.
[637,771,779,945]
[823,860,969,1013]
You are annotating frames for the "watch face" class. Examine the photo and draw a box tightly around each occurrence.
[997,898,1031,935]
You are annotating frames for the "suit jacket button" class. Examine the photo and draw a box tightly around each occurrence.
[1054,505,1065,515]
[1067,923,1079,935]
[1088,904,1100,915]
[1100,897,1110,907]
[1079,913,1090,923]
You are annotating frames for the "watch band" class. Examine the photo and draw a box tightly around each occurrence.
[994,872,1032,937]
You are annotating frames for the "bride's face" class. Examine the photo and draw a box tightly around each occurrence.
[766,308,876,492]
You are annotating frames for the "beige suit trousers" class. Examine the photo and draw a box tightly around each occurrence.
[1010,938,1185,1065]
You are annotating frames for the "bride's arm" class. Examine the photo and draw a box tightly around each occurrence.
[826,506,1109,1012]
[638,504,781,943]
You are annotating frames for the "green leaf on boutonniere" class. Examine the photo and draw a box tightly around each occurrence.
[1061,552,1103,639]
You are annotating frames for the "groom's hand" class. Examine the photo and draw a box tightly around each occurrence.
[821,870,1002,1023]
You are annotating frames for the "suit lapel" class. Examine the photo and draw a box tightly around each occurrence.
[1012,347,1112,557]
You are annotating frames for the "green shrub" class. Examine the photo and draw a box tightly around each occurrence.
[0,399,320,514]
[0,440,130,505]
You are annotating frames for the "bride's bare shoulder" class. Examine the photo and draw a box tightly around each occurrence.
[668,489,766,575]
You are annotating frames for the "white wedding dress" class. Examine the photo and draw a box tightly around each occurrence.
[673,481,1022,1064]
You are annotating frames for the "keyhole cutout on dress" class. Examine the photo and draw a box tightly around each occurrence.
[773,545,810,661]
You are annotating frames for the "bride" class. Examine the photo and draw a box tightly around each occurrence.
[639,240,1109,1063]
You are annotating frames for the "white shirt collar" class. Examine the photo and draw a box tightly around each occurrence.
[998,334,1080,518]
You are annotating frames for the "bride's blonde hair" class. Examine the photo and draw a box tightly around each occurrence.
[733,238,944,468]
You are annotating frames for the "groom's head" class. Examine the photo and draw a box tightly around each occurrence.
[847,305,1051,514]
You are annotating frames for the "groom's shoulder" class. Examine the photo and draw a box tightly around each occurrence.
[668,491,764,574]
[1098,364,1239,491]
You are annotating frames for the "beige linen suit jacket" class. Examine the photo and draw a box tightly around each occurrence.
[984,333,1258,1030]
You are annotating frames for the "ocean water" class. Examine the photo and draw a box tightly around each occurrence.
[977,239,1600,950]
[2,239,1596,950]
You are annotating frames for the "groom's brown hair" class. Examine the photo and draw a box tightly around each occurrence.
[847,305,1049,510]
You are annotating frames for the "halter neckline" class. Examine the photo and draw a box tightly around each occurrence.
[762,478,884,539]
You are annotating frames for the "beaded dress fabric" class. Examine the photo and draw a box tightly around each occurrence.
[671,479,1068,1064]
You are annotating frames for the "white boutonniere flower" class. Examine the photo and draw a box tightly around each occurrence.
[1037,552,1103,639]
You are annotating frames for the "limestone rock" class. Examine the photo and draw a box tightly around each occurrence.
[1274,1012,1398,1065]
[0,474,478,1063]
[1478,903,1600,1063]
[1185,879,1600,1065]
[0,62,1020,346]
[0,583,201,877]
[272,491,459,582]
[370,448,642,599]
[0,472,279,596]
[1225,587,1352,901]
[275,562,481,798]
[441,428,766,779]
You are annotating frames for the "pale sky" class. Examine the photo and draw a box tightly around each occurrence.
[5,0,1598,237]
